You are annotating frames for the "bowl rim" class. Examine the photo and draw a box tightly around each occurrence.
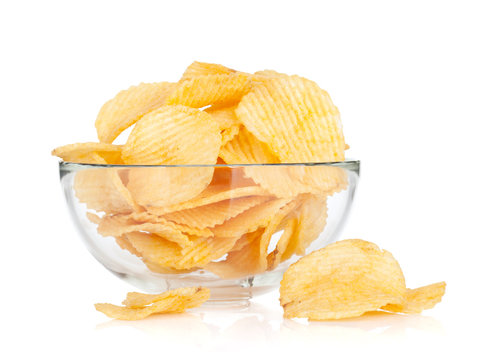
[59,159,360,170]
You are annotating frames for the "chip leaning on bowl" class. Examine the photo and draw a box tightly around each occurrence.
[52,61,357,297]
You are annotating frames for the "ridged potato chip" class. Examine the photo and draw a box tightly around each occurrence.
[95,82,173,143]
[73,167,140,214]
[146,183,269,215]
[220,126,314,197]
[95,287,210,320]
[52,142,123,164]
[122,105,221,165]
[236,75,345,163]
[181,61,236,80]
[126,232,238,269]
[206,106,241,145]
[280,239,406,320]
[97,214,194,247]
[382,282,446,314]
[166,73,253,108]
[162,196,270,228]
[127,167,214,207]
[205,230,265,279]
[211,198,292,238]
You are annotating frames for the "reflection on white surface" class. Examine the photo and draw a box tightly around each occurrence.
[95,300,444,350]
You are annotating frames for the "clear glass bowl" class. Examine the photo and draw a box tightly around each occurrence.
[59,161,359,305]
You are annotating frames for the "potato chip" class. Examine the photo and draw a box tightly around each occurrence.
[95,287,210,320]
[220,127,315,197]
[74,167,141,214]
[382,282,446,314]
[86,212,102,225]
[146,183,269,215]
[126,232,238,269]
[267,217,297,270]
[236,75,345,163]
[279,194,328,261]
[280,239,406,320]
[166,73,254,108]
[211,198,292,238]
[52,142,123,164]
[97,214,194,247]
[181,61,236,80]
[162,196,270,228]
[204,230,265,279]
[127,167,214,207]
[206,106,241,145]
[122,105,221,165]
[95,82,173,143]
[115,235,142,257]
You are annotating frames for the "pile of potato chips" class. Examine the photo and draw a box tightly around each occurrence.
[53,61,349,278]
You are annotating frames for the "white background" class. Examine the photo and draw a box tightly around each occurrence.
[1,0,480,358]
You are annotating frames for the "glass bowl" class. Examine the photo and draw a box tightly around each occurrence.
[59,161,359,305]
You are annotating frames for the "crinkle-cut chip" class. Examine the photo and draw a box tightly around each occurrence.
[220,124,240,145]
[146,184,269,216]
[125,212,213,238]
[297,166,349,196]
[115,235,142,257]
[86,212,102,225]
[280,239,407,320]
[126,232,238,269]
[229,228,265,252]
[122,287,209,308]
[95,287,210,320]
[97,214,194,247]
[211,198,292,238]
[74,167,140,214]
[162,196,270,229]
[95,82,174,143]
[257,200,299,270]
[206,106,241,145]
[52,142,123,164]
[205,230,265,279]
[381,282,446,314]
[122,105,221,165]
[236,75,345,163]
[220,127,310,197]
[280,194,328,261]
[254,69,290,79]
[166,73,254,108]
[181,61,237,80]
[127,167,214,207]
[267,217,297,270]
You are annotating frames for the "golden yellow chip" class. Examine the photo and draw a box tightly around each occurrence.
[122,105,221,165]
[73,168,141,214]
[382,282,446,314]
[279,194,328,261]
[52,142,123,164]
[86,212,102,225]
[126,232,238,269]
[97,214,195,247]
[267,217,297,270]
[206,106,241,145]
[95,287,210,320]
[211,198,292,238]
[166,73,253,108]
[181,61,237,80]
[236,75,345,163]
[127,167,214,207]
[220,126,315,197]
[146,183,269,215]
[115,235,142,257]
[204,230,265,279]
[280,239,406,320]
[95,82,173,143]
[162,196,270,229]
